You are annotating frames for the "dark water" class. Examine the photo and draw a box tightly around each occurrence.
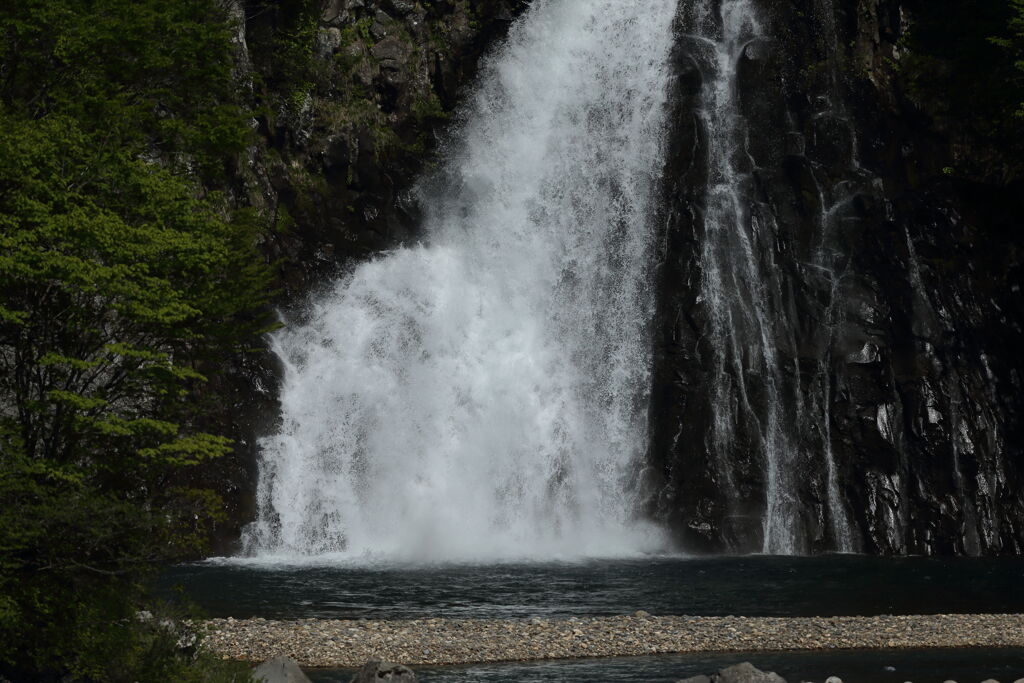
[160,555,1024,620]
[306,648,1024,682]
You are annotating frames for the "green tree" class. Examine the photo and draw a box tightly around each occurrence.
[0,0,249,177]
[0,0,272,679]
[0,111,269,679]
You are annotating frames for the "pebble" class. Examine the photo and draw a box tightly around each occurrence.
[198,613,1024,668]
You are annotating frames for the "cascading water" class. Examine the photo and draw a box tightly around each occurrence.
[242,0,678,563]
[665,0,871,555]
[677,1,801,554]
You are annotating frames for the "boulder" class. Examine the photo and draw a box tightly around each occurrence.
[350,661,417,682]
[678,663,786,683]
[715,663,786,683]
[253,657,312,683]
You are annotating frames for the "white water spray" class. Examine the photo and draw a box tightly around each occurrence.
[242,0,678,563]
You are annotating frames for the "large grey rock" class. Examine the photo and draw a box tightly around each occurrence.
[677,663,787,683]
[371,36,409,64]
[715,663,787,683]
[253,657,312,683]
[349,661,417,683]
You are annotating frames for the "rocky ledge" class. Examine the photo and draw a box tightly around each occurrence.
[202,613,1024,668]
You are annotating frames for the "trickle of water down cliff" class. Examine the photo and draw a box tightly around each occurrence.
[245,0,1024,561]
[659,0,858,555]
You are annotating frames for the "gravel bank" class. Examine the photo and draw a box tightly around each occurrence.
[201,613,1024,668]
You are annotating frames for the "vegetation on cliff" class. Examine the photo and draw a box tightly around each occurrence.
[900,0,1024,181]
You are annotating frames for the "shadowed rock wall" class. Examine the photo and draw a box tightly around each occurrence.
[648,0,1024,555]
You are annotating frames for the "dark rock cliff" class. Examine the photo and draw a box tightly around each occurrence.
[648,0,1024,555]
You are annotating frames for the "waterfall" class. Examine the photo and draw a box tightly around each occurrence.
[242,0,678,563]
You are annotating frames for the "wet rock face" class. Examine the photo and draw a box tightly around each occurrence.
[650,0,1024,555]
[237,0,528,297]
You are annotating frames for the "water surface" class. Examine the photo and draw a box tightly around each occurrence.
[161,555,1024,620]
[306,648,1024,682]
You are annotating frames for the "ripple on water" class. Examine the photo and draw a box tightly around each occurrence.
[305,649,1024,683]
[158,555,1024,621]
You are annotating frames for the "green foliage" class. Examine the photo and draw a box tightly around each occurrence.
[350,16,376,43]
[246,0,325,115]
[0,0,250,178]
[990,0,1024,115]
[900,0,1023,180]
[0,435,249,681]
[412,91,449,124]
[0,0,272,679]
[0,114,272,472]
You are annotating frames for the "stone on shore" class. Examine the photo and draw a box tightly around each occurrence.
[677,663,786,683]
[253,656,312,683]
[350,661,417,682]
[716,663,786,683]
